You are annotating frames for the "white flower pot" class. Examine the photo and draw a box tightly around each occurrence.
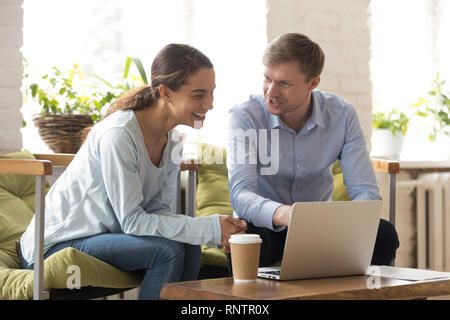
[370,129,404,160]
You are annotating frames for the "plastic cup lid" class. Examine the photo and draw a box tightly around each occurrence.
[229,234,262,244]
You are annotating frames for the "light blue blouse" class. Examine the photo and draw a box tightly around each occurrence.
[21,110,221,266]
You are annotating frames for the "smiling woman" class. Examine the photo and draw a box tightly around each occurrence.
[171,69,215,127]
[84,43,214,134]
[19,43,248,300]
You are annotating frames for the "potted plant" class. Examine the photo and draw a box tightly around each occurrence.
[23,58,148,154]
[371,109,409,160]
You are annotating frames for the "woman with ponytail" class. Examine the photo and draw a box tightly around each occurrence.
[20,44,247,300]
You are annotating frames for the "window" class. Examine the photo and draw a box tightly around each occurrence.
[370,0,450,160]
[21,0,267,154]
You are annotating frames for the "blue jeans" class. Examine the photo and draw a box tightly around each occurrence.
[19,233,201,300]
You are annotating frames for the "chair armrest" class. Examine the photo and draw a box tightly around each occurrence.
[34,153,75,167]
[0,158,53,176]
[181,158,401,174]
[371,158,400,174]
[371,158,399,231]
[177,159,198,217]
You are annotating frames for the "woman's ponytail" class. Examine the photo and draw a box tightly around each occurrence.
[80,85,157,143]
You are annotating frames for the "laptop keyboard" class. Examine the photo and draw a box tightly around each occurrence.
[258,267,281,279]
[264,270,281,275]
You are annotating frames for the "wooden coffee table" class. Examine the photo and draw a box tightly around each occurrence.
[160,271,450,300]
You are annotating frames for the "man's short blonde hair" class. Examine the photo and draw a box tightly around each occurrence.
[263,33,325,82]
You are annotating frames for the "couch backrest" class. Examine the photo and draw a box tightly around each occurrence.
[195,143,232,217]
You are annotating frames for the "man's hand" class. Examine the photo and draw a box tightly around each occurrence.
[219,215,247,253]
[272,205,292,227]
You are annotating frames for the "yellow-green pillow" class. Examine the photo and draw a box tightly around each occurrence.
[0,150,44,212]
[0,247,142,300]
[0,150,47,270]
[195,143,232,217]
[195,143,231,267]
[332,161,351,201]
[200,247,228,267]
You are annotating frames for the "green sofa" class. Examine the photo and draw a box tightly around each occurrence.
[0,150,142,300]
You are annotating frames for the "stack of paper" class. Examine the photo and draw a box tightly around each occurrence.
[366,266,450,281]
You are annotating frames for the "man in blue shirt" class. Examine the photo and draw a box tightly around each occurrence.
[227,33,399,268]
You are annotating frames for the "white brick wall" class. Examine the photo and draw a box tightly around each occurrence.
[0,0,23,154]
[266,0,373,144]
[1,0,372,154]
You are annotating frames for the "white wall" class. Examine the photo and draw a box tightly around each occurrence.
[266,0,373,143]
[0,0,23,154]
[0,0,373,153]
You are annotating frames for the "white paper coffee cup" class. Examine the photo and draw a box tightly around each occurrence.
[229,234,262,283]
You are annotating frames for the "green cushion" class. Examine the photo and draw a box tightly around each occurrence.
[194,143,350,267]
[195,143,231,267]
[200,247,228,268]
[332,161,351,201]
[0,150,47,271]
[0,150,42,212]
[0,150,141,299]
[0,247,142,300]
[196,143,233,218]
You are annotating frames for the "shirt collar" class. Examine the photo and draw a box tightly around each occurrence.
[267,91,325,130]
[268,112,282,129]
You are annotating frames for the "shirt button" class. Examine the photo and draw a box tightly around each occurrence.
[293,186,297,190]
[296,164,300,169]
[296,136,300,140]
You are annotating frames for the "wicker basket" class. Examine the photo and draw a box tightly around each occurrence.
[33,114,93,154]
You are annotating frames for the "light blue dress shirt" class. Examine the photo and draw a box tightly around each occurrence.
[21,110,222,266]
[226,91,381,232]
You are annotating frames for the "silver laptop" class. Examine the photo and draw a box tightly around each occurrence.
[258,200,382,280]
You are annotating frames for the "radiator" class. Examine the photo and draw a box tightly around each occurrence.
[416,172,450,271]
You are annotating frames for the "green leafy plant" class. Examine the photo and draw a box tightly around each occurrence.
[23,57,148,126]
[23,63,118,125]
[372,109,409,136]
[411,73,450,141]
